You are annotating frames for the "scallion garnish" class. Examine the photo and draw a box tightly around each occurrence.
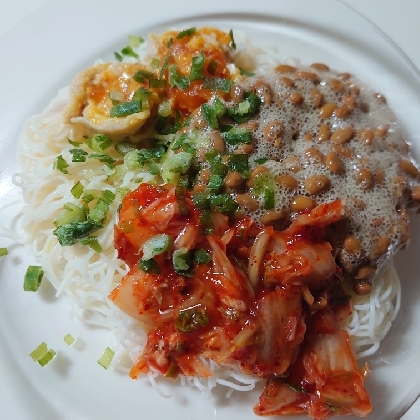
[176,27,196,39]
[71,181,84,199]
[132,87,151,102]
[168,65,190,90]
[53,221,99,246]
[228,154,250,179]
[176,306,209,332]
[91,134,112,152]
[212,98,226,118]
[229,29,236,50]
[0,248,8,257]
[38,350,57,367]
[139,258,161,274]
[54,155,69,174]
[142,234,172,260]
[128,35,144,48]
[201,104,218,129]
[254,157,268,165]
[97,347,115,370]
[167,37,173,48]
[222,127,253,146]
[88,153,116,168]
[192,192,210,211]
[239,68,255,77]
[23,265,44,292]
[67,138,82,147]
[159,54,171,79]
[209,194,239,215]
[172,247,193,276]
[133,69,155,83]
[253,172,276,209]
[82,194,95,204]
[189,51,205,82]
[226,92,261,123]
[63,333,75,346]
[110,100,142,118]
[203,77,232,93]
[29,342,48,361]
[149,78,166,88]
[80,236,103,253]
[115,141,136,155]
[114,52,123,62]
[194,249,211,265]
[69,148,88,163]
[206,174,224,193]
[121,46,139,59]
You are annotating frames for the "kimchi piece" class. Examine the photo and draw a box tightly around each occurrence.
[110,184,372,419]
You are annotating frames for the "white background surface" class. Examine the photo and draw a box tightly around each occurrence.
[0,0,419,419]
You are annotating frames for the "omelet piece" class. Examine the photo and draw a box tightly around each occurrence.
[65,62,158,135]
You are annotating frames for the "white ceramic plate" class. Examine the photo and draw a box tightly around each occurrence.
[1,1,420,419]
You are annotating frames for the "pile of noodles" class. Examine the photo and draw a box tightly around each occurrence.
[6,35,401,396]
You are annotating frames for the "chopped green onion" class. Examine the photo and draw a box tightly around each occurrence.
[212,98,226,118]
[149,78,166,88]
[167,38,173,48]
[226,92,261,123]
[151,58,161,69]
[176,306,209,332]
[254,157,268,165]
[148,163,161,175]
[133,69,155,83]
[229,29,236,50]
[228,154,250,179]
[239,68,255,77]
[0,247,9,257]
[38,349,56,367]
[91,134,112,152]
[128,35,144,48]
[203,77,232,93]
[82,194,95,204]
[222,127,253,146]
[54,155,69,174]
[23,265,44,292]
[80,237,103,253]
[172,247,193,276]
[192,192,210,210]
[99,190,116,205]
[142,234,172,260]
[158,100,172,117]
[194,249,211,265]
[205,149,228,178]
[206,174,224,193]
[253,172,276,209]
[132,87,151,102]
[53,220,100,246]
[110,100,142,118]
[176,27,196,39]
[67,138,82,147]
[29,342,48,361]
[168,65,190,90]
[210,194,239,215]
[69,148,88,163]
[201,104,218,129]
[71,181,84,199]
[115,141,136,155]
[138,258,161,274]
[63,334,75,346]
[54,203,86,227]
[88,153,116,168]
[207,60,218,75]
[97,347,115,370]
[159,54,171,80]
[121,46,139,59]
[114,52,123,62]
[189,51,205,82]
